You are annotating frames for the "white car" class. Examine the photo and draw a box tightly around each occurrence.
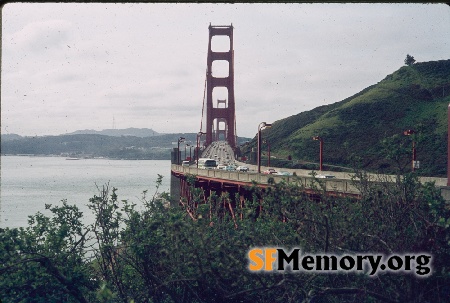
[236,166,249,172]
[217,164,227,170]
[277,171,291,176]
[317,174,336,179]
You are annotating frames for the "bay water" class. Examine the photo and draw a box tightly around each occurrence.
[0,156,171,228]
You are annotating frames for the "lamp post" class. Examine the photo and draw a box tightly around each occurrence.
[403,129,416,172]
[312,136,323,171]
[263,139,271,167]
[196,132,206,168]
[186,144,192,161]
[258,122,272,173]
[177,137,185,165]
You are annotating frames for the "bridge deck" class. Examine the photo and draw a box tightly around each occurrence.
[172,164,361,195]
[172,162,450,202]
[199,141,447,186]
[200,140,235,164]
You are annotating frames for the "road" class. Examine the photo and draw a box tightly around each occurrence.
[197,141,447,186]
[201,140,236,166]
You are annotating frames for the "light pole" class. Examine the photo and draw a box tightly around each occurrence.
[263,139,271,167]
[312,136,323,171]
[196,132,206,168]
[177,137,185,165]
[186,144,192,161]
[258,122,272,173]
[403,129,416,172]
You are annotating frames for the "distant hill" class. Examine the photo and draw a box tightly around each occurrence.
[66,128,161,137]
[1,134,23,141]
[1,132,251,160]
[242,59,450,177]
[1,133,192,160]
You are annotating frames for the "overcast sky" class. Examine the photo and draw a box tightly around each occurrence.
[2,3,450,138]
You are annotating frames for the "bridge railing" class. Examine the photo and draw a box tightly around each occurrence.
[171,164,361,195]
[171,164,450,202]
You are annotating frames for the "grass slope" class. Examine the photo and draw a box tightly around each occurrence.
[246,59,450,177]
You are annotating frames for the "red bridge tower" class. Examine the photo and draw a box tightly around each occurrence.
[205,24,236,149]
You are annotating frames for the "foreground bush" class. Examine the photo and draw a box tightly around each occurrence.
[1,173,449,302]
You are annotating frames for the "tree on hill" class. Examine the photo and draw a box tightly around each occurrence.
[405,54,416,66]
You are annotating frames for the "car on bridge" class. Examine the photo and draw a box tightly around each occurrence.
[263,168,277,174]
[317,174,336,179]
[236,166,249,172]
[217,164,227,170]
[277,171,291,176]
[225,165,236,171]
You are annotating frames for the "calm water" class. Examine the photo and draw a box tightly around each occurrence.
[0,156,171,228]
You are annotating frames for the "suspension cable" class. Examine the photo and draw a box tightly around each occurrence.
[199,68,207,133]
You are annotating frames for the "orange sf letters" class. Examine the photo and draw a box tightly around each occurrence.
[248,248,278,271]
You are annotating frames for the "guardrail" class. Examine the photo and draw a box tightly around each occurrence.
[171,164,361,195]
[171,165,450,202]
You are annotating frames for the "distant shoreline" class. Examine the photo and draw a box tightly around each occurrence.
[0,154,171,161]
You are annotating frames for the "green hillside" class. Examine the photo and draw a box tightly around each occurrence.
[243,59,450,177]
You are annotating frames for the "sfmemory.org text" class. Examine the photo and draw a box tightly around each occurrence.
[248,248,432,276]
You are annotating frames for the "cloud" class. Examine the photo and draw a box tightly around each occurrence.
[1,3,449,138]
[8,19,72,53]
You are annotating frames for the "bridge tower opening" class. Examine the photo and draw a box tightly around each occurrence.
[205,24,236,149]
[215,99,227,141]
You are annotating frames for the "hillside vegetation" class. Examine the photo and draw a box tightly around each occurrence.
[246,59,450,177]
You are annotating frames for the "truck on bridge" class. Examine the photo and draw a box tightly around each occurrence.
[197,158,217,170]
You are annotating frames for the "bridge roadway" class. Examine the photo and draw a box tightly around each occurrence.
[171,141,450,203]
[200,140,235,165]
